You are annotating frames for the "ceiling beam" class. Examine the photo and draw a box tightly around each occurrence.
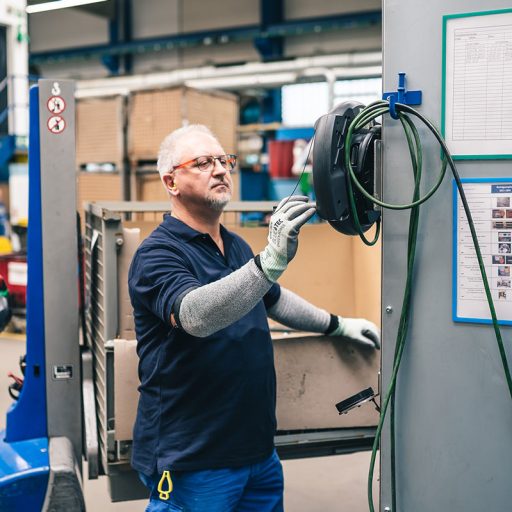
[254,0,284,61]
[30,10,381,65]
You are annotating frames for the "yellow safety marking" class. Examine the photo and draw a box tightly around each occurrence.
[157,470,173,500]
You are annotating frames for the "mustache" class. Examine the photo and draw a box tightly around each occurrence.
[210,180,230,189]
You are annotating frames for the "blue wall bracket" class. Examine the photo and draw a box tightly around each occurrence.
[382,72,422,119]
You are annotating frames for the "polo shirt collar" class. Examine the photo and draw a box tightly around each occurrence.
[162,214,235,251]
[163,214,202,242]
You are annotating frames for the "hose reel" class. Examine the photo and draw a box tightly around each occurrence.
[312,101,381,235]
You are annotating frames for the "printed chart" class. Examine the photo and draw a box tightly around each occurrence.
[443,10,512,158]
[454,179,512,324]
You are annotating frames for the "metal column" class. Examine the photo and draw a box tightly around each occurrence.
[381,1,512,511]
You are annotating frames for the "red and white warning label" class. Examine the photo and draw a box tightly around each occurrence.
[47,96,66,114]
[47,115,66,134]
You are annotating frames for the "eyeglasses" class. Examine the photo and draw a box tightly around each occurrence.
[172,154,237,173]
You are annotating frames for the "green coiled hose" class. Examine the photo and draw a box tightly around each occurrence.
[344,100,512,512]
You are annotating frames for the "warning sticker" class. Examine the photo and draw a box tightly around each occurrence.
[47,96,66,114]
[47,115,66,134]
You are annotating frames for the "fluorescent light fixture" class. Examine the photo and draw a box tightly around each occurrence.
[26,0,108,14]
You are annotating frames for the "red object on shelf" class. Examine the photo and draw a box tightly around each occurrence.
[268,140,294,178]
[0,254,27,309]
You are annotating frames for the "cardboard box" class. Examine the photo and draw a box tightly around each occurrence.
[77,172,123,223]
[273,333,379,430]
[76,96,125,170]
[128,87,238,163]
[234,223,358,316]
[112,332,378,438]
[114,338,139,441]
[122,221,381,324]
[135,173,168,202]
[113,220,381,435]
[118,228,140,340]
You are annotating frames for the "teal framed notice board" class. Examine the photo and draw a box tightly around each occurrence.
[441,9,512,160]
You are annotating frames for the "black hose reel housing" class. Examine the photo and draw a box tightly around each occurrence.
[312,101,381,236]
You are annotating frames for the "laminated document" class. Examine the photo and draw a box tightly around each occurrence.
[454,178,512,325]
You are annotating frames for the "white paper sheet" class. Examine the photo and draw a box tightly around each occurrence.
[444,11,512,157]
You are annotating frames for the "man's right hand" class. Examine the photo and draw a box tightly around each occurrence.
[258,196,316,282]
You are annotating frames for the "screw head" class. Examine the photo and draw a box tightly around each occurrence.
[115,237,124,246]
[385,306,393,314]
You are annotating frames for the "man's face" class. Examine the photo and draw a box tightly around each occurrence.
[170,133,233,211]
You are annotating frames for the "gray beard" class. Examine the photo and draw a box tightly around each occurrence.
[206,190,231,211]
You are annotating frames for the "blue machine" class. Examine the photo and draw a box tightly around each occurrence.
[0,81,84,511]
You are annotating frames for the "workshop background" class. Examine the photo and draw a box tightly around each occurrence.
[0,1,383,510]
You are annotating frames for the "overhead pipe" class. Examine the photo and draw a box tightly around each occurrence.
[75,51,381,97]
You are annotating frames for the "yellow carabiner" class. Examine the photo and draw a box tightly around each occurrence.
[157,470,173,500]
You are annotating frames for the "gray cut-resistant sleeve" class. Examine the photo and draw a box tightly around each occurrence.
[267,287,331,333]
[177,259,273,338]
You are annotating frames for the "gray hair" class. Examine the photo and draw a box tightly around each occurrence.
[157,124,219,179]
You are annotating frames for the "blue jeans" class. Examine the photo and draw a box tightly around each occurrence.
[139,450,284,512]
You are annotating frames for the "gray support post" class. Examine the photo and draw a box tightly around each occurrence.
[38,79,82,466]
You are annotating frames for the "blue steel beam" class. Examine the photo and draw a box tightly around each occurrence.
[255,0,284,61]
[101,0,133,74]
[101,15,121,74]
[122,0,133,73]
[30,10,381,64]
[0,135,15,168]
[262,89,282,123]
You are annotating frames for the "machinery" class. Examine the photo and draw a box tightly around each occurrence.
[313,100,381,236]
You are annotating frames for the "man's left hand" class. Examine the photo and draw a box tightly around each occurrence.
[330,317,380,349]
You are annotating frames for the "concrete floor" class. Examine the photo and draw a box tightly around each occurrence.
[0,335,379,511]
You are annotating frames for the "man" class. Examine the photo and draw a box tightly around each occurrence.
[129,124,380,512]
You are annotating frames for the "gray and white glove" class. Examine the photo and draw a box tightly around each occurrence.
[329,316,380,349]
[258,195,316,283]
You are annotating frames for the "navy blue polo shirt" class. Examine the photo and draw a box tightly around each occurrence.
[128,214,281,475]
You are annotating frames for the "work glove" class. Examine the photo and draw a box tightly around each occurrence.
[329,317,380,349]
[258,195,316,283]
